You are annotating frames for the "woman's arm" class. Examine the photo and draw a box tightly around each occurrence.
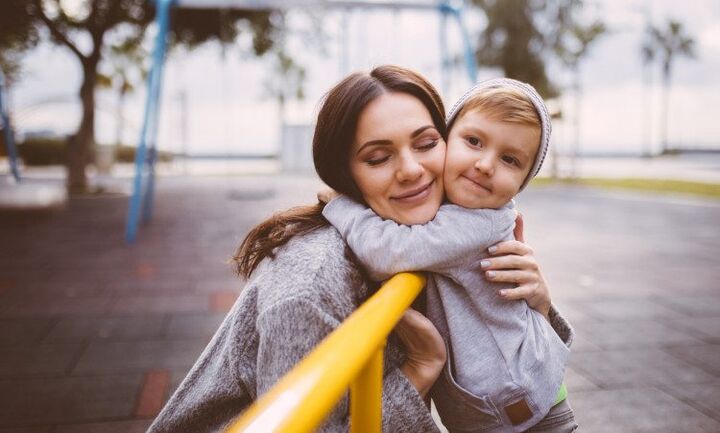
[323,195,515,280]
[256,298,442,432]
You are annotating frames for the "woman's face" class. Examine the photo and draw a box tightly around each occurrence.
[349,92,446,225]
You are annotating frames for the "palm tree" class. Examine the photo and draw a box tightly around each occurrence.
[555,20,606,179]
[642,19,695,155]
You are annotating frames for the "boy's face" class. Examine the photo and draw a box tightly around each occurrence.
[444,109,540,209]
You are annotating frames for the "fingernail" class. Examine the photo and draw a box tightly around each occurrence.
[488,245,498,254]
[486,271,495,279]
[480,260,491,268]
[499,289,508,296]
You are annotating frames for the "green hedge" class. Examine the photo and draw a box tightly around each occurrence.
[115,144,173,163]
[18,137,67,166]
[1,136,172,166]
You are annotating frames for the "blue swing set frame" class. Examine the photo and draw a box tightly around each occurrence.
[125,0,479,242]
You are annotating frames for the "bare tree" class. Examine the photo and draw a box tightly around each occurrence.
[2,0,282,193]
[642,19,695,155]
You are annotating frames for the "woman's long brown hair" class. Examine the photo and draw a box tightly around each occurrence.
[233,65,447,278]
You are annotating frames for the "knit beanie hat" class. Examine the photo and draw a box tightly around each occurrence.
[445,78,551,191]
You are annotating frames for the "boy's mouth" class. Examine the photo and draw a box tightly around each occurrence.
[391,180,434,203]
[461,175,492,194]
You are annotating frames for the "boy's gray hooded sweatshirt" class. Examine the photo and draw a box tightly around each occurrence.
[323,198,572,432]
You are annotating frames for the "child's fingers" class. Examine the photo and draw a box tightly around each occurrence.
[316,188,338,203]
[488,240,533,256]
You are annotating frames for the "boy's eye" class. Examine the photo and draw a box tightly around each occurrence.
[466,136,481,147]
[502,155,520,166]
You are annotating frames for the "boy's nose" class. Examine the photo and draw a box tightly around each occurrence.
[473,154,494,176]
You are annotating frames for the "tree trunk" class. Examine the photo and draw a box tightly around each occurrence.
[66,59,98,194]
[570,64,581,180]
[660,71,671,154]
[116,86,127,149]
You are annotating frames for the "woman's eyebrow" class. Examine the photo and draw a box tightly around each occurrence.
[410,125,435,138]
[356,139,392,154]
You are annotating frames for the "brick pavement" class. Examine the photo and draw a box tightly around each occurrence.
[1,174,719,432]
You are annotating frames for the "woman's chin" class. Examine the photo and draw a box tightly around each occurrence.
[394,207,437,225]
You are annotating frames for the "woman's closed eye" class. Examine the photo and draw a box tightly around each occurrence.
[416,138,440,151]
[366,152,391,166]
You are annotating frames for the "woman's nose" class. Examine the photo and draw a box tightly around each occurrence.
[396,155,424,182]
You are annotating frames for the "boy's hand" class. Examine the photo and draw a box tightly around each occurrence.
[482,213,552,319]
[317,188,339,204]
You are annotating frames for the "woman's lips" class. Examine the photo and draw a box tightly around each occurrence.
[391,180,434,204]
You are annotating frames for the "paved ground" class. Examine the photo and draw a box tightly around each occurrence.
[1,173,719,433]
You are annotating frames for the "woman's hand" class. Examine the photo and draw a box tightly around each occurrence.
[481,213,552,319]
[395,308,447,398]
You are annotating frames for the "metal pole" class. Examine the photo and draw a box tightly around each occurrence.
[449,1,477,83]
[350,346,384,433]
[0,70,21,182]
[126,0,175,242]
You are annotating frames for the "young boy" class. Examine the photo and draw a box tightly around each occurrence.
[322,78,575,432]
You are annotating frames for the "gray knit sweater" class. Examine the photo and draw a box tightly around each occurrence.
[146,226,441,433]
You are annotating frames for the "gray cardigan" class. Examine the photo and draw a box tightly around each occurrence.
[146,226,440,433]
[323,197,572,432]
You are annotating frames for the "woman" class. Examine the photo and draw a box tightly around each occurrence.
[147,65,568,433]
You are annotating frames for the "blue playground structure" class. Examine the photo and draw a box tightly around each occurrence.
[126,0,479,242]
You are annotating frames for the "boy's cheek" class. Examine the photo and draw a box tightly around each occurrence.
[441,172,452,194]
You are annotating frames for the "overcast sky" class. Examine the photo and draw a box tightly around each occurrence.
[8,0,720,156]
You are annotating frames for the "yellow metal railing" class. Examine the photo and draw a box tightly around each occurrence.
[225,272,426,433]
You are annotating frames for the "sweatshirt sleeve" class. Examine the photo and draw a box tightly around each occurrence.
[547,303,575,348]
[323,195,516,280]
[256,298,440,433]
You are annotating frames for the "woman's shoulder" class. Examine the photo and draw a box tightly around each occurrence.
[250,225,368,319]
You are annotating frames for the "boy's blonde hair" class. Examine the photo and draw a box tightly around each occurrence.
[454,87,541,129]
